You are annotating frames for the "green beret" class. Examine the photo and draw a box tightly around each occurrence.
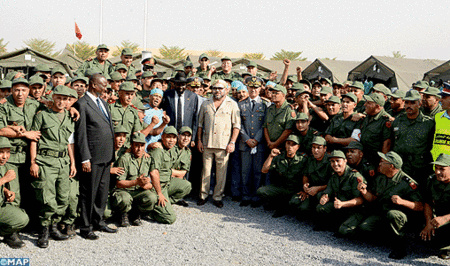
[121,48,133,56]
[51,67,66,76]
[286,134,300,144]
[372,83,391,95]
[0,137,12,149]
[349,81,364,91]
[378,151,403,169]
[114,125,128,134]
[403,90,421,101]
[341,92,357,103]
[52,85,72,97]
[269,84,287,95]
[295,112,309,121]
[119,81,136,92]
[363,93,385,107]
[34,64,51,73]
[12,78,29,87]
[345,141,363,151]
[131,132,146,144]
[163,126,178,136]
[0,80,12,89]
[329,150,346,159]
[390,90,406,99]
[29,75,44,86]
[97,44,109,51]
[312,136,326,146]
[422,87,441,98]
[179,126,192,135]
[110,72,124,81]
[115,63,128,71]
[431,153,450,167]
[326,95,341,104]
[320,86,333,95]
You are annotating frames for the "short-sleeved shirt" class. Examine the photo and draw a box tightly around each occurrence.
[359,109,392,161]
[263,100,295,142]
[143,107,165,146]
[109,102,142,146]
[322,165,365,202]
[149,147,176,183]
[0,163,18,206]
[116,152,152,191]
[424,174,450,217]
[293,127,320,156]
[194,66,210,79]
[303,153,333,188]
[172,145,191,172]
[269,151,307,191]
[75,58,113,77]
[325,112,361,150]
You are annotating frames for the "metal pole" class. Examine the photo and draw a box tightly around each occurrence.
[143,0,148,50]
[99,0,103,43]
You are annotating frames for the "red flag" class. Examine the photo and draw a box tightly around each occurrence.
[75,22,82,40]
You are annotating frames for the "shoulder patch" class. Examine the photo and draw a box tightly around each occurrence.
[369,169,375,177]
[107,99,116,104]
[386,121,391,128]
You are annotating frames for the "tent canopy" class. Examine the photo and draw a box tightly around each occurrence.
[0,48,73,77]
[423,60,450,84]
[348,56,444,91]
[56,47,83,70]
[302,59,361,83]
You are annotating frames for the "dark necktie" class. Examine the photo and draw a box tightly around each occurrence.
[96,98,109,119]
[252,100,256,112]
[176,94,183,130]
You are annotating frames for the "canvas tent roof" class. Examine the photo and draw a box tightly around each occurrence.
[302,59,361,83]
[423,60,450,84]
[56,47,83,70]
[348,56,444,91]
[0,48,73,77]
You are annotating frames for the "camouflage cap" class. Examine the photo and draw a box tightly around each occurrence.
[320,86,333,95]
[199,53,209,60]
[431,153,450,167]
[329,150,346,159]
[114,125,128,134]
[413,80,428,89]
[0,80,12,89]
[341,92,357,103]
[312,136,326,146]
[403,90,421,101]
[179,126,192,135]
[96,44,109,51]
[349,81,364,91]
[115,63,128,71]
[378,151,403,169]
[52,85,73,97]
[345,141,363,151]
[110,72,124,81]
[286,134,300,144]
[12,77,29,87]
[0,136,12,149]
[131,132,146,144]
[121,48,133,56]
[34,64,51,73]
[163,126,178,136]
[29,75,44,86]
[325,95,341,104]
[51,67,66,76]
[269,84,287,95]
[390,90,406,99]
[312,80,322,87]
[119,81,136,92]
[372,83,390,95]
[422,86,441,98]
[363,93,385,107]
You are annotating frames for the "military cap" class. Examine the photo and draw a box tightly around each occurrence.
[341,92,357,103]
[299,79,311,88]
[72,76,89,85]
[372,83,391,95]
[312,136,327,146]
[4,71,18,81]
[287,76,297,83]
[245,76,263,87]
[332,82,343,87]
[312,80,322,87]
[110,72,124,81]
[179,126,192,135]
[65,77,72,84]
[413,80,428,89]
[378,151,403,169]
[184,61,193,68]
[96,44,109,51]
[440,82,450,96]
[390,90,406,99]
[349,81,364,91]
[115,63,128,71]
[0,80,12,89]
[119,81,135,91]
[269,84,287,95]
[363,93,385,107]
[422,86,441,98]
[163,126,178,136]
[325,95,341,104]
[150,88,164,96]
[321,78,332,85]
[0,137,12,149]
[174,66,184,72]
[199,53,209,60]
[431,153,450,167]
[142,71,157,78]
[329,150,346,159]
[286,134,300,144]
[290,83,303,91]
[126,74,138,81]
[247,61,257,68]
[295,87,312,98]
[114,125,128,134]
[343,80,352,86]
[84,68,101,77]
[51,67,66,76]
[68,88,78,99]
[29,75,44,86]
[52,85,73,97]
[295,112,309,121]
[133,100,149,111]
[403,90,421,101]
[187,77,203,87]
[212,79,228,89]
[223,77,234,83]
[320,86,333,95]
[34,64,51,73]
[12,77,29,86]
[121,48,133,56]
[141,57,157,65]
[131,132,146,144]
[221,56,232,61]
[345,141,363,151]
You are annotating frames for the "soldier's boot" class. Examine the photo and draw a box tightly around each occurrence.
[120,213,130,227]
[49,224,69,241]
[131,214,142,226]
[3,232,25,249]
[65,224,76,238]
[37,226,49,248]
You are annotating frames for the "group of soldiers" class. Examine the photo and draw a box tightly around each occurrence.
[0,44,449,261]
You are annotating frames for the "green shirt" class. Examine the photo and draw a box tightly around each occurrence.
[211,71,242,83]
[387,108,406,119]
[263,100,295,142]
[172,145,191,172]
[269,151,307,191]
[355,99,366,113]
[425,174,450,217]
[116,152,152,191]
[304,154,333,188]
[0,163,17,206]
[423,104,443,120]
[293,127,320,155]
[194,66,210,79]
[149,147,176,183]
[109,101,142,146]
[114,64,137,77]
[359,109,392,161]
[75,58,113,77]
[322,165,365,202]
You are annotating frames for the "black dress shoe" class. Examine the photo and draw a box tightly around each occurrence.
[240,200,251,207]
[213,200,224,208]
[175,199,189,207]
[197,198,207,206]
[96,225,118,233]
[439,250,450,260]
[3,232,25,249]
[80,231,99,240]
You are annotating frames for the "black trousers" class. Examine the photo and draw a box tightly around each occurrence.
[79,163,111,232]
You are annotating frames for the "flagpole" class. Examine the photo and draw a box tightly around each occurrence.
[143,0,148,50]
[99,0,103,44]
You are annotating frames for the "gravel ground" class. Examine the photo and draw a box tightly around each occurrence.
[0,198,448,266]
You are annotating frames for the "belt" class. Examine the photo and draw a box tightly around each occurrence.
[38,149,67,158]
[10,146,24,153]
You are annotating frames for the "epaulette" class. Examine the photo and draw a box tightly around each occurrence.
[403,175,418,190]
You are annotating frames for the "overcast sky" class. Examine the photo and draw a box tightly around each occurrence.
[2,0,449,61]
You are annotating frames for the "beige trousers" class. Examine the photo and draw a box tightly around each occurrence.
[200,148,230,201]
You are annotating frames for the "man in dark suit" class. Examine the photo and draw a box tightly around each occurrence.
[74,74,117,240]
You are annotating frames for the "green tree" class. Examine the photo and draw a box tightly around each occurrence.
[243,53,265,60]
[0,38,8,55]
[24,38,60,57]
[66,42,96,61]
[156,45,187,60]
[205,49,223,58]
[270,49,307,61]
[112,40,140,56]
[392,51,406,58]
